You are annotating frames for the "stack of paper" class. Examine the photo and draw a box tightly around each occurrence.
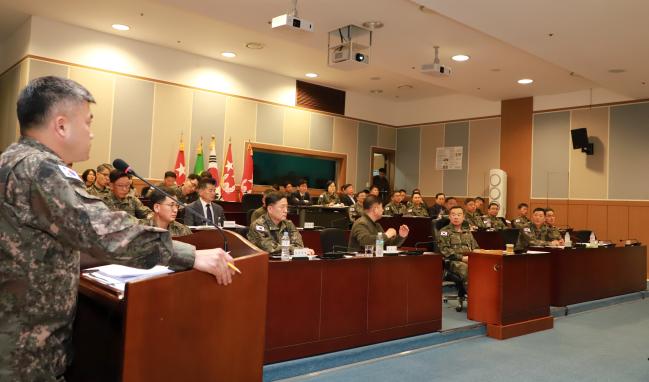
[83,264,173,293]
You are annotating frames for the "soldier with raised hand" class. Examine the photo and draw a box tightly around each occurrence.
[518,207,561,248]
[0,76,235,381]
[348,195,409,251]
[383,190,406,216]
[437,206,479,286]
[247,191,314,255]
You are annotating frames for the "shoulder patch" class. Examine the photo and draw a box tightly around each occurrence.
[524,227,531,233]
[58,165,82,181]
[255,225,265,232]
[515,218,521,222]
[440,231,449,236]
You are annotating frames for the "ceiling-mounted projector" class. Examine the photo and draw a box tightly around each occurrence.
[271,14,314,32]
[421,46,451,77]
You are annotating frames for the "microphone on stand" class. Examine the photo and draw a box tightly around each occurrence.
[112,158,229,251]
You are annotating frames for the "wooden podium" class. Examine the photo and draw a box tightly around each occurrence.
[68,230,268,382]
[467,250,554,340]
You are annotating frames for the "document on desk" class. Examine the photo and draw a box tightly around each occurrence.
[83,265,174,294]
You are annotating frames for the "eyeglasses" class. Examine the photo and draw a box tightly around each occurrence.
[158,202,179,210]
[113,183,131,189]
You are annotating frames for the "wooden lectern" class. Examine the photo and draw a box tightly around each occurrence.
[68,230,268,382]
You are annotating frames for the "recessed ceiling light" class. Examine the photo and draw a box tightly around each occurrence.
[112,24,130,31]
[305,73,318,78]
[452,54,470,62]
[491,68,501,72]
[370,89,383,94]
[370,76,381,80]
[362,21,384,30]
[245,42,265,50]
[608,68,626,74]
[517,78,534,85]
[397,84,413,90]
[221,52,237,58]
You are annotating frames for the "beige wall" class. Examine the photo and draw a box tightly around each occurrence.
[0,61,28,151]
[569,107,609,199]
[468,118,501,197]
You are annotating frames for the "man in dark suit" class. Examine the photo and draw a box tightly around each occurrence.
[372,168,390,203]
[184,177,226,226]
[291,179,312,205]
[340,183,355,206]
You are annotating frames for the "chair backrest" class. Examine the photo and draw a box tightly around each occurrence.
[320,228,347,253]
[246,208,256,226]
[435,217,450,232]
[572,230,592,243]
[241,193,263,212]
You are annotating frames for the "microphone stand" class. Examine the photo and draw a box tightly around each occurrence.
[125,171,229,251]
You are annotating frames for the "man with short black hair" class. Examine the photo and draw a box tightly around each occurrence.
[463,198,485,229]
[351,189,368,220]
[474,196,486,215]
[348,195,409,251]
[384,190,406,216]
[250,188,275,225]
[146,170,179,198]
[512,202,531,228]
[291,179,311,205]
[428,192,447,218]
[0,76,234,380]
[518,207,561,248]
[178,173,200,204]
[437,206,479,286]
[140,190,192,237]
[545,208,564,243]
[484,202,508,230]
[340,183,355,206]
[103,169,153,219]
[87,162,112,197]
[372,167,390,202]
[184,177,226,226]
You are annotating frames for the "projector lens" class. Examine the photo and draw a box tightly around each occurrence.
[355,53,365,62]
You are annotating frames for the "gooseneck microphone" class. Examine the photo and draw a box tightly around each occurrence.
[112,158,229,251]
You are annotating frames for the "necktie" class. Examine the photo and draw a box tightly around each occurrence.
[205,203,213,225]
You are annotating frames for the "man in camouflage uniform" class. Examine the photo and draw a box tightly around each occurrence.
[247,192,314,255]
[463,198,485,230]
[437,206,479,285]
[474,196,485,216]
[102,169,153,219]
[512,202,531,229]
[483,202,508,230]
[517,207,562,248]
[405,192,429,217]
[383,190,406,216]
[350,189,368,220]
[249,189,274,225]
[0,76,234,381]
[139,190,192,237]
[85,162,112,198]
[348,195,409,251]
[177,173,200,204]
[544,207,564,243]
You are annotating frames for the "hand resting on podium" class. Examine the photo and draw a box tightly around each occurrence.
[194,248,236,285]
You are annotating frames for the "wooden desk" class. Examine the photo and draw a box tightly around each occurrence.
[68,230,268,382]
[467,251,553,340]
[378,216,433,247]
[265,254,442,363]
[545,245,647,306]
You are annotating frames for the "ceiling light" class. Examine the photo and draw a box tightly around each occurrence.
[111,24,130,31]
[362,21,384,30]
[608,68,626,74]
[370,76,381,80]
[221,52,237,58]
[517,78,534,85]
[246,42,265,50]
[305,73,318,78]
[370,89,383,94]
[451,54,470,62]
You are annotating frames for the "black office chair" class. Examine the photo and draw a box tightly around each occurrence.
[241,193,263,212]
[443,259,467,312]
[572,230,592,243]
[320,228,348,254]
[246,209,256,226]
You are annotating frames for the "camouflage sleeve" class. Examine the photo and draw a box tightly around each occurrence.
[247,222,280,254]
[133,197,153,219]
[31,160,194,270]
[548,227,562,241]
[287,222,305,249]
[350,221,379,248]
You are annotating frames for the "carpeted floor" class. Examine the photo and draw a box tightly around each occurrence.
[280,298,649,382]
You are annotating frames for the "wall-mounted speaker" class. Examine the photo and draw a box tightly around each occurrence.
[489,169,507,217]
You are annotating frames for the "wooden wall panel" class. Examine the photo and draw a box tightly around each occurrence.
[587,205,608,240]
[567,204,588,230]
[607,206,629,243]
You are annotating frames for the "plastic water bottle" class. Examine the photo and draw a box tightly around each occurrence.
[375,232,384,257]
[281,231,291,261]
[589,232,598,247]
[564,232,571,247]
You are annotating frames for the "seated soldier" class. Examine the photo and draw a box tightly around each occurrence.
[483,202,508,230]
[178,173,200,204]
[140,190,192,237]
[463,198,485,230]
[250,188,275,225]
[512,202,531,228]
[102,169,153,219]
[369,185,380,197]
[428,192,447,218]
[444,196,458,212]
[405,192,429,217]
[348,195,409,251]
[474,196,486,216]
[146,170,178,198]
[437,206,479,287]
[351,189,368,220]
[384,190,406,216]
[398,189,408,206]
[518,207,561,248]
[87,163,112,198]
[318,180,341,206]
[545,207,564,244]
[247,192,314,255]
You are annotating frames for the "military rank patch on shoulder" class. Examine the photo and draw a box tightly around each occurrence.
[440,231,449,236]
[256,225,265,232]
[58,165,82,181]
[524,227,531,233]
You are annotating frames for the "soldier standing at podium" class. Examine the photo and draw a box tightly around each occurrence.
[0,76,235,381]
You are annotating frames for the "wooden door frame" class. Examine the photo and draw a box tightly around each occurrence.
[370,147,396,191]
